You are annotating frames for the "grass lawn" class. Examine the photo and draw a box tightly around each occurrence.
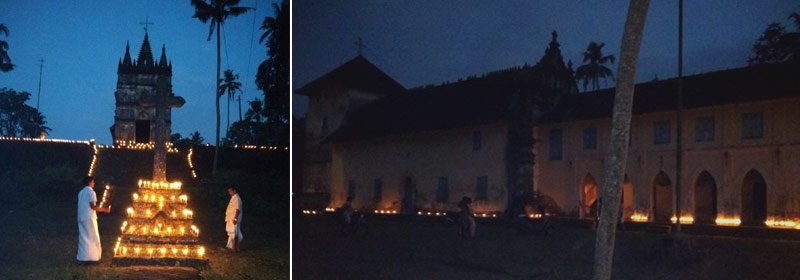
[0,181,288,280]
[293,214,800,280]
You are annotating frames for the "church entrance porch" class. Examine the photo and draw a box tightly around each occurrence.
[580,174,598,219]
[742,169,767,226]
[401,177,415,215]
[622,175,634,221]
[652,171,673,224]
[135,119,150,143]
[694,171,718,224]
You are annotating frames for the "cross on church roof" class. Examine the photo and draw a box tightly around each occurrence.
[140,16,154,33]
[354,37,366,56]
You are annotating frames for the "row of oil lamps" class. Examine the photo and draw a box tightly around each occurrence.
[126,207,193,219]
[120,221,199,237]
[114,238,205,258]
[0,136,92,145]
[133,192,188,203]
[138,180,183,190]
[305,208,800,229]
[0,136,288,151]
[187,148,198,178]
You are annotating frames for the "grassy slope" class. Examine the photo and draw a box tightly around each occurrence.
[0,142,288,279]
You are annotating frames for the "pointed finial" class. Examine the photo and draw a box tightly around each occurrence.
[159,44,168,67]
[354,37,366,56]
[552,30,558,41]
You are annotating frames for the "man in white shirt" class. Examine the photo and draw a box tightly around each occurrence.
[76,176,111,264]
[226,186,243,252]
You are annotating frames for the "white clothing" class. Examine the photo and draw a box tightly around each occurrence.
[77,217,102,261]
[225,194,243,223]
[226,221,243,249]
[225,194,243,249]
[77,186,97,222]
[77,186,101,261]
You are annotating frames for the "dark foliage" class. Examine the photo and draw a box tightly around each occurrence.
[0,88,49,137]
[256,0,289,147]
[0,24,13,72]
[749,12,800,65]
[170,131,205,150]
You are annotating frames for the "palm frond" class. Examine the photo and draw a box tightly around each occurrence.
[0,24,8,37]
[789,12,800,29]
[206,19,216,41]
[226,6,252,17]
[191,0,215,22]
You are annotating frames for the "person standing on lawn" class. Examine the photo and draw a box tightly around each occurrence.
[458,196,476,238]
[76,176,111,264]
[226,186,243,252]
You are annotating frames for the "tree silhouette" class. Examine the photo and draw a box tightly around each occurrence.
[575,42,616,92]
[0,24,13,72]
[219,69,242,142]
[171,131,205,149]
[0,88,49,137]
[256,0,289,146]
[226,99,267,146]
[749,12,800,65]
[190,0,250,174]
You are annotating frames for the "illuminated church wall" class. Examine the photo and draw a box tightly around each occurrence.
[535,96,800,226]
[330,122,509,214]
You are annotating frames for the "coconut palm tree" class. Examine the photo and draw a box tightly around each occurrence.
[219,69,242,142]
[575,42,616,92]
[191,0,250,174]
[0,24,14,72]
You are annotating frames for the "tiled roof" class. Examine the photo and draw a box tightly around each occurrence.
[539,60,800,123]
[324,66,547,143]
[295,55,406,96]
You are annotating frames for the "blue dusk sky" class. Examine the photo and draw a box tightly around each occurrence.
[292,0,800,118]
[1,0,280,144]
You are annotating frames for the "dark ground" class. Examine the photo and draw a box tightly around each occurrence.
[293,214,800,280]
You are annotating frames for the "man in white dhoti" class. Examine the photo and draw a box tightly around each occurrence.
[226,186,243,252]
[76,176,111,264]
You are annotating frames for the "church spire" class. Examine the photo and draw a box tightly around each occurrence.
[123,41,132,66]
[159,44,168,67]
[137,32,154,67]
[533,30,578,101]
[540,30,565,67]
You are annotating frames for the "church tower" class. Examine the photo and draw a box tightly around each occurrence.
[111,32,175,144]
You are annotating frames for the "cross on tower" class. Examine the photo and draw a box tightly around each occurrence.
[140,16,154,33]
[354,37,366,56]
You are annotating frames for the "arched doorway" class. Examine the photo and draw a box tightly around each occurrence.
[652,171,673,223]
[622,175,634,220]
[742,169,767,226]
[582,174,599,218]
[135,111,151,143]
[401,177,416,215]
[694,171,717,224]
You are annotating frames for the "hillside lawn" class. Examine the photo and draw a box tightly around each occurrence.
[0,142,288,279]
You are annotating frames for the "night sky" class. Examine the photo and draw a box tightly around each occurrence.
[292,0,800,118]
[1,0,280,144]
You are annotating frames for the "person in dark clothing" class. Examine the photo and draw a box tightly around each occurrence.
[457,196,476,237]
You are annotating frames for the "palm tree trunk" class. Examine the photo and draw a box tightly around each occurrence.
[213,21,221,175]
[592,1,650,280]
[226,95,231,142]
